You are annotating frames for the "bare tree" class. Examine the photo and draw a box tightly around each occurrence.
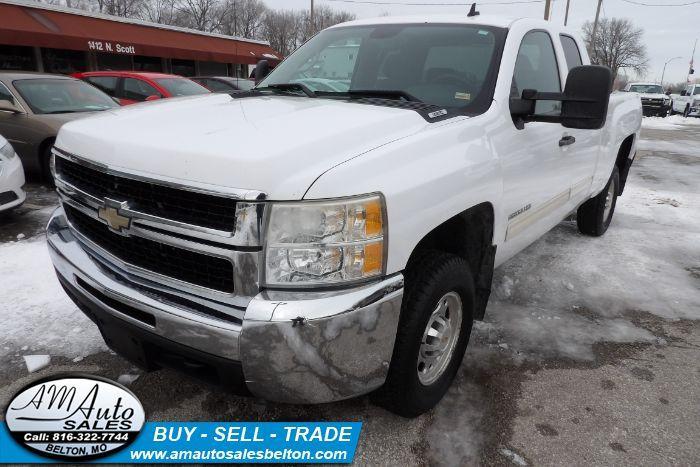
[582,18,648,79]
[219,0,266,38]
[141,0,177,24]
[261,9,304,56]
[173,0,228,31]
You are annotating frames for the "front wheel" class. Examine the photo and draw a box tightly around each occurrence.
[577,167,619,236]
[373,251,474,418]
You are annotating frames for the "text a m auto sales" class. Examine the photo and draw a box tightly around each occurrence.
[87,41,136,54]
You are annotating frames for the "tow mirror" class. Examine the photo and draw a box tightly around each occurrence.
[254,60,270,84]
[680,90,688,96]
[0,99,21,114]
[510,65,613,130]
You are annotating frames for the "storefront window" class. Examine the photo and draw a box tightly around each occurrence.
[0,45,36,71]
[197,61,228,76]
[134,55,162,72]
[171,59,195,77]
[96,52,133,71]
[41,48,87,74]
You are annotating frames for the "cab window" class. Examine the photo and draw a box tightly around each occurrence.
[559,35,582,70]
[512,31,562,116]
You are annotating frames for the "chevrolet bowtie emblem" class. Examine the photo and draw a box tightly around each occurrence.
[98,204,131,232]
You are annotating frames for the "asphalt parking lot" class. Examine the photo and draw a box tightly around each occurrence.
[1,116,699,466]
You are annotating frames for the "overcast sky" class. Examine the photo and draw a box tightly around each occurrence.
[264,0,698,85]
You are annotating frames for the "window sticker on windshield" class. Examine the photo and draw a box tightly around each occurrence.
[478,30,490,35]
[455,92,471,101]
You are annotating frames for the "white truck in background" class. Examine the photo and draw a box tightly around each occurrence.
[47,15,642,417]
[671,83,700,117]
[624,82,672,117]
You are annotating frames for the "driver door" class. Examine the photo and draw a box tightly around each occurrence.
[496,30,572,261]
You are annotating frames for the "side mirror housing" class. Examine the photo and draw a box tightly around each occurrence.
[254,60,270,84]
[0,99,21,114]
[680,90,688,96]
[510,65,613,130]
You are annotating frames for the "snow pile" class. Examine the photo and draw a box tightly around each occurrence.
[23,355,51,373]
[0,236,106,361]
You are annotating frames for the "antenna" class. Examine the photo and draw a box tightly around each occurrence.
[467,3,480,17]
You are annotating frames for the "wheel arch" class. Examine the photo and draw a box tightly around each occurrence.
[405,202,496,320]
[38,136,56,176]
[615,133,635,195]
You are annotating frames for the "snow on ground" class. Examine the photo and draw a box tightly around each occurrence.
[0,236,106,361]
[642,115,700,130]
[426,120,700,463]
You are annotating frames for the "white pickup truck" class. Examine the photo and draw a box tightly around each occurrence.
[671,83,700,117]
[47,15,641,416]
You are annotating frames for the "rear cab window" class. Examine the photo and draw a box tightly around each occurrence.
[559,35,583,70]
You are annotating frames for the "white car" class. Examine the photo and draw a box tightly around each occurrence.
[0,134,26,213]
[624,82,672,117]
[47,15,642,416]
[671,83,700,117]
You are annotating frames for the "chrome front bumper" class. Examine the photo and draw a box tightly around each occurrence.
[47,207,404,403]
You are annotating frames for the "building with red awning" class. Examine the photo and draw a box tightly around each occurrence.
[0,0,281,77]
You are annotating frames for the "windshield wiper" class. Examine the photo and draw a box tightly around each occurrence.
[258,83,317,98]
[44,110,82,114]
[316,89,422,103]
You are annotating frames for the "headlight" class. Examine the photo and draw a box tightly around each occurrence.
[265,194,386,287]
[0,141,16,161]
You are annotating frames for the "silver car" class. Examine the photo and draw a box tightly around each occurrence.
[0,72,119,181]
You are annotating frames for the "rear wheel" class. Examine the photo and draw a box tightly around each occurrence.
[373,251,474,418]
[577,167,619,236]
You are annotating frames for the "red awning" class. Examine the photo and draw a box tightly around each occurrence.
[0,2,281,65]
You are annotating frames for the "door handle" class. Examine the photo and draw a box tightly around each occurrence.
[559,135,576,147]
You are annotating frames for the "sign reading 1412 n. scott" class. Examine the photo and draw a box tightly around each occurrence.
[88,40,136,54]
[4,374,145,461]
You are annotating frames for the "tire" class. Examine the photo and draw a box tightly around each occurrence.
[373,250,475,417]
[40,143,55,186]
[577,166,619,237]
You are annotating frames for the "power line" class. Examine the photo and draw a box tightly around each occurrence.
[323,0,545,6]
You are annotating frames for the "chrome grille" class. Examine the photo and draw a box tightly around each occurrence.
[55,155,237,231]
[64,204,235,293]
[53,147,266,314]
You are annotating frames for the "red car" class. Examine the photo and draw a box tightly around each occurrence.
[72,71,210,105]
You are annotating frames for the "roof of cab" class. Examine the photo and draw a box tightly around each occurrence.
[329,14,522,30]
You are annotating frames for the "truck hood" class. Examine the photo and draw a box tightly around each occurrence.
[55,94,428,199]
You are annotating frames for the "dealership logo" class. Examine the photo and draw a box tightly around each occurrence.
[5,374,145,461]
[98,199,131,233]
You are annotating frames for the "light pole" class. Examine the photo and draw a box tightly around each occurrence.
[661,56,682,89]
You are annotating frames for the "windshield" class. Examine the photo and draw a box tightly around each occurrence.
[629,84,663,94]
[154,78,210,97]
[259,24,505,112]
[13,78,118,114]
